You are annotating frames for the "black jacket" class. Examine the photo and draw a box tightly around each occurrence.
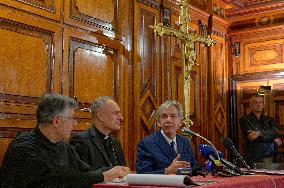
[70,126,125,170]
[0,128,104,188]
[239,112,279,165]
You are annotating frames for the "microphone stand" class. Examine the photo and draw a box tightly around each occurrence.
[183,127,243,176]
[182,127,220,160]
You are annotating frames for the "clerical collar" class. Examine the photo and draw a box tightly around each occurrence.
[94,126,110,140]
[161,129,177,145]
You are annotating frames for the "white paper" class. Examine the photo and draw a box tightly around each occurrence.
[125,174,187,187]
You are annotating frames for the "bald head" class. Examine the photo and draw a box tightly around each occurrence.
[250,96,264,114]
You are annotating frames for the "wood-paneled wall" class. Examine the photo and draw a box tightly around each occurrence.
[0,0,134,167]
[4,0,282,171]
[229,9,284,160]
[0,0,231,169]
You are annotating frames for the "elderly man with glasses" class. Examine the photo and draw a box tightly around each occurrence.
[136,100,198,175]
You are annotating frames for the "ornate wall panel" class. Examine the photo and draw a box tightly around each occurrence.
[64,0,117,34]
[63,28,121,131]
[209,35,228,151]
[0,0,61,21]
[0,15,60,164]
[243,39,284,73]
[133,2,161,160]
[230,27,284,76]
[0,19,56,126]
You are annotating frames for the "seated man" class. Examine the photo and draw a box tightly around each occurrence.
[70,96,125,170]
[0,94,129,188]
[136,100,198,174]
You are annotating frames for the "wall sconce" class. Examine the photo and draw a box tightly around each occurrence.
[257,85,271,95]
[162,8,170,27]
[198,20,208,36]
[233,42,240,57]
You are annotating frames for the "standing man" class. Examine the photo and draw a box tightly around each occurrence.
[136,100,198,174]
[70,96,126,170]
[0,94,129,188]
[239,95,282,166]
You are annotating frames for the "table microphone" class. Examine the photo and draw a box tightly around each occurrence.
[223,137,251,170]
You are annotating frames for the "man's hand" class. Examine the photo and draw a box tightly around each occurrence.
[103,166,130,182]
[247,130,261,141]
[165,154,190,175]
[274,138,282,147]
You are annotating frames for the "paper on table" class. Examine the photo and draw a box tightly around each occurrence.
[125,174,198,186]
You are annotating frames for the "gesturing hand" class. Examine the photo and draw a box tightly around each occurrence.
[165,154,190,175]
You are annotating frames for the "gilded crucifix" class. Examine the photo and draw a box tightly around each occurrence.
[150,0,215,128]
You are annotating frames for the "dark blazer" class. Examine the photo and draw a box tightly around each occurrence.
[0,128,104,188]
[239,112,279,165]
[70,126,126,170]
[136,130,197,174]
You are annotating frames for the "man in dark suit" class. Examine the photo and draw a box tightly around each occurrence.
[70,96,126,170]
[136,100,198,174]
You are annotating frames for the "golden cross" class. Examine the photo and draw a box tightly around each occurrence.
[150,0,215,128]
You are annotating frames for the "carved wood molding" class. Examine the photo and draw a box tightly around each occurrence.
[0,93,39,104]
[230,13,284,31]
[189,5,210,25]
[136,0,160,10]
[214,102,226,134]
[69,0,117,31]
[229,25,284,41]
[209,15,228,38]
[139,88,158,131]
[226,2,284,18]
[230,70,284,82]
[213,4,226,19]
[14,0,55,12]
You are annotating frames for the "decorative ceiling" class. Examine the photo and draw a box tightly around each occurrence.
[222,0,283,8]
[219,0,284,18]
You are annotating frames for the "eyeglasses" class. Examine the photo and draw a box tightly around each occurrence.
[58,115,77,123]
[160,114,180,120]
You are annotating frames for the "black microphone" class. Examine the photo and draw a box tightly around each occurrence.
[219,158,243,175]
[182,127,220,160]
[199,144,243,175]
[223,137,251,170]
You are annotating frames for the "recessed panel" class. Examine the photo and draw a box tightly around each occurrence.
[75,0,114,23]
[244,39,284,73]
[73,47,114,103]
[0,0,61,21]
[0,28,47,97]
[138,8,159,97]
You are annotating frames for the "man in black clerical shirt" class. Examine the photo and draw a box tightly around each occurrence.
[0,94,129,188]
[70,96,126,170]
